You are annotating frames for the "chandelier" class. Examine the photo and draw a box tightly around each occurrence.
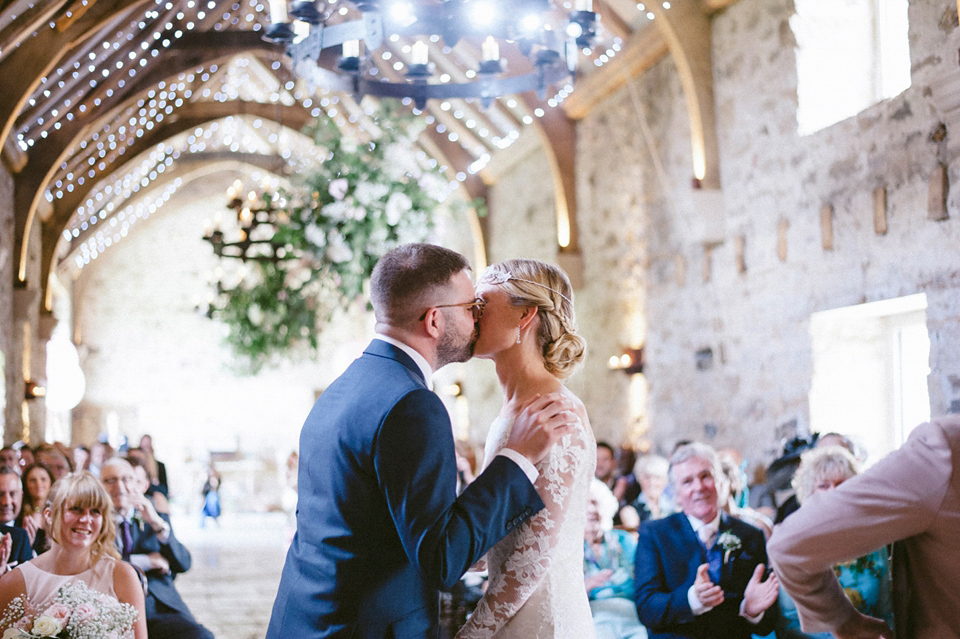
[202,181,289,264]
[264,0,599,109]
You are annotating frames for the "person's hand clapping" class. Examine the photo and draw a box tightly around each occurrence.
[584,568,614,592]
[505,392,577,466]
[742,564,779,618]
[0,532,11,574]
[132,494,165,533]
[694,563,724,608]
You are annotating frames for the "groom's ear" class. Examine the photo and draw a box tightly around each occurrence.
[422,307,444,339]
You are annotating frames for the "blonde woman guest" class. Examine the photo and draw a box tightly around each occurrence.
[0,471,147,638]
[457,258,596,638]
[775,446,893,639]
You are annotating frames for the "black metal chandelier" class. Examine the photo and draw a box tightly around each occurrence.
[264,0,599,109]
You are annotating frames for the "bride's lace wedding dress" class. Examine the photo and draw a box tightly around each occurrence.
[456,411,597,638]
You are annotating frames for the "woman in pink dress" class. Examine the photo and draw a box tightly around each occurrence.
[0,471,147,638]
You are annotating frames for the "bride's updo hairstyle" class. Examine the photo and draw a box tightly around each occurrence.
[482,258,586,379]
[46,471,120,563]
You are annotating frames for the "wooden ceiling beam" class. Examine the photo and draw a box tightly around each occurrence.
[38,99,314,306]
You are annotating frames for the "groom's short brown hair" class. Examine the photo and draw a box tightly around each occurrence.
[371,243,470,326]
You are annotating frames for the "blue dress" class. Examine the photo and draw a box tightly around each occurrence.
[777,547,893,638]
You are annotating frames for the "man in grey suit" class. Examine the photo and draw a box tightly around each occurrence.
[267,243,574,638]
[769,416,960,639]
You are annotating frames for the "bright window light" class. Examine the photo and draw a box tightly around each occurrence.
[793,0,911,135]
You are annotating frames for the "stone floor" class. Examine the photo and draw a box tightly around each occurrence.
[171,511,293,639]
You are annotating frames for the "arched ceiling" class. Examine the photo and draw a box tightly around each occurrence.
[1,0,736,306]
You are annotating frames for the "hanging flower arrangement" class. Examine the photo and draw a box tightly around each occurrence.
[208,105,474,372]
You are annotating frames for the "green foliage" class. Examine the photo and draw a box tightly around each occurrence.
[209,106,474,373]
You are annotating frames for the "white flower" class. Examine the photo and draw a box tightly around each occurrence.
[418,172,450,202]
[326,231,353,263]
[304,223,326,248]
[328,178,349,201]
[385,192,412,226]
[31,616,63,637]
[247,304,264,326]
[346,204,366,221]
[383,144,422,180]
[3,629,24,639]
[354,181,389,206]
[323,201,349,221]
[340,136,358,154]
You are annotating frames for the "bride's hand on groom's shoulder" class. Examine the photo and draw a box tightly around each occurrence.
[506,393,578,465]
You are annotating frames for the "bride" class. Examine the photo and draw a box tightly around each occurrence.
[457,258,596,638]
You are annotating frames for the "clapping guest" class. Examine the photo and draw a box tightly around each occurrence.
[18,463,54,553]
[584,480,647,639]
[0,467,33,572]
[0,450,20,475]
[634,443,779,638]
[775,447,892,638]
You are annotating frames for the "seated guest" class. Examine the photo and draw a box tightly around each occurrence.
[138,435,169,496]
[34,444,73,481]
[126,455,170,515]
[0,471,146,638]
[634,442,779,638]
[0,449,20,475]
[0,467,23,528]
[718,452,773,538]
[127,447,167,498]
[88,441,114,478]
[584,479,647,639]
[623,454,673,528]
[100,458,214,639]
[775,446,892,638]
[18,463,54,553]
[0,467,35,562]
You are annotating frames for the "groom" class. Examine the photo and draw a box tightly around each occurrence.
[266,243,575,638]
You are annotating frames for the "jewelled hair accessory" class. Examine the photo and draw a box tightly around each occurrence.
[480,269,573,307]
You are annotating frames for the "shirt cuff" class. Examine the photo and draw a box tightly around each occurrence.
[688,585,713,616]
[129,554,152,572]
[497,450,539,484]
[740,599,764,624]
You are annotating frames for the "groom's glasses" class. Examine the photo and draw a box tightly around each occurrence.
[419,298,486,322]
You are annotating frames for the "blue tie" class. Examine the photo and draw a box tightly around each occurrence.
[699,529,723,585]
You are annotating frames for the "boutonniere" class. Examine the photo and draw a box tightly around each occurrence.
[716,531,742,564]
[131,510,145,532]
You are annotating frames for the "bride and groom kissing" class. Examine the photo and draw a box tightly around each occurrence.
[266,243,596,638]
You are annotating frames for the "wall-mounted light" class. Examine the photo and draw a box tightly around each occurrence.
[24,380,46,400]
[608,347,644,375]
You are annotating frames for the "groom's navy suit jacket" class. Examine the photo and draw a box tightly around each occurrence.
[635,512,777,639]
[266,339,544,639]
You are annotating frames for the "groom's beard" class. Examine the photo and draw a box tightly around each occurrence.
[436,323,476,368]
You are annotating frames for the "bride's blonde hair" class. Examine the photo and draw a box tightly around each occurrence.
[46,471,120,563]
[481,258,586,379]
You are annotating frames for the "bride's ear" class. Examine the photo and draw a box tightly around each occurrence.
[518,306,538,332]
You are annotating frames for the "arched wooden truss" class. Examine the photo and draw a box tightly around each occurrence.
[1,0,736,306]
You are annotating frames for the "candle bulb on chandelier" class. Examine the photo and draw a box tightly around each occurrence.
[267,0,288,24]
[411,41,429,66]
[481,36,499,62]
[575,0,593,10]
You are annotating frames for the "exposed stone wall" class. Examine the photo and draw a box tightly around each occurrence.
[0,164,12,438]
[487,0,960,465]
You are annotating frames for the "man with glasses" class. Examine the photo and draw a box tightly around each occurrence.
[100,457,213,639]
[268,243,576,639]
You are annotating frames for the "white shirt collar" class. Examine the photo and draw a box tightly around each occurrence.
[375,334,433,388]
[686,511,721,542]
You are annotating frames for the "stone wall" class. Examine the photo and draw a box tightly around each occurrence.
[486,0,960,465]
[0,163,12,437]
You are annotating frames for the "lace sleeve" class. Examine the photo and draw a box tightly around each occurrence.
[455,417,592,638]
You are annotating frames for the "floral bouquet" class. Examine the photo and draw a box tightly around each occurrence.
[0,580,137,639]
